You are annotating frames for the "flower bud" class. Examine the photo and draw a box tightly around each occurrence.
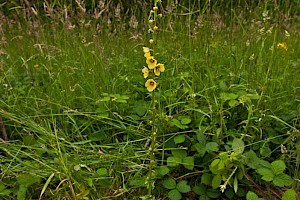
[149,39,154,44]
[149,19,154,25]
[153,26,158,31]
[158,13,163,18]
[153,6,158,11]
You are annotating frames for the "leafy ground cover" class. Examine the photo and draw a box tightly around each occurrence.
[0,0,300,199]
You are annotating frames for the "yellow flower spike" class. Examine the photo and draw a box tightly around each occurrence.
[142,67,149,78]
[145,79,157,92]
[149,39,154,44]
[154,63,165,76]
[146,56,157,69]
[153,26,158,31]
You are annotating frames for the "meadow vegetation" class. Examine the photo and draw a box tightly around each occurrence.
[0,0,300,199]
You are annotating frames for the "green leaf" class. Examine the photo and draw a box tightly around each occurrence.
[205,142,219,153]
[176,180,191,193]
[168,189,182,200]
[97,168,108,177]
[256,168,273,182]
[193,184,206,195]
[180,117,191,125]
[193,143,206,157]
[129,179,146,187]
[158,166,170,176]
[232,138,245,154]
[196,131,206,144]
[162,178,176,189]
[234,176,238,194]
[273,174,293,187]
[167,156,181,167]
[17,185,27,200]
[174,134,185,144]
[183,156,194,170]
[282,189,296,200]
[17,174,41,187]
[228,99,239,107]
[211,174,222,189]
[171,119,187,129]
[206,188,221,198]
[244,150,260,169]
[201,173,213,185]
[246,191,263,200]
[171,149,187,160]
[270,160,286,175]
[199,195,210,200]
[260,145,271,157]
[100,96,110,101]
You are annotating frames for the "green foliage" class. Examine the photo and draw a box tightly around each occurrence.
[0,0,299,199]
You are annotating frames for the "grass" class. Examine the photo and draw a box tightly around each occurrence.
[1,1,300,199]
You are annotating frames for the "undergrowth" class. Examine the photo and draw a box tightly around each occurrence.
[0,0,300,199]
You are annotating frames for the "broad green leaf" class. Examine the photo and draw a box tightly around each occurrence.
[246,191,263,200]
[256,168,273,182]
[193,143,206,157]
[97,168,108,177]
[133,101,148,116]
[174,134,185,144]
[0,184,5,192]
[273,174,293,187]
[206,142,219,153]
[171,119,187,129]
[17,174,41,187]
[228,99,239,107]
[176,180,191,193]
[206,188,221,198]
[200,195,210,200]
[244,150,260,169]
[183,156,194,170]
[201,173,213,185]
[260,145,271,157]
[0,189,12,196]
[211,174,222,189]
[17,185,27,200]
[167,156,181,167]
[100,96,110,101]
[192,184,206,195]
[168,189,182,200]
[282,189,296,200]
[180,117,191,125]
[162,178,176,190]
[158,166,170,176]
[270,160,286,175]
[196,131,206,144]
[129,179,146,187]
[232,138,245,154]
[171,149,187,160]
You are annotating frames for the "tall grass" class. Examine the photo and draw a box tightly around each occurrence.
[0,0,300,199]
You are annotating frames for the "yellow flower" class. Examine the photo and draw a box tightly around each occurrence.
[154,63,165,76]
[145,79,157,92]
[143,47,150,53]
[277,42,288,50]
[146,56,157,69]
[142,67,149,78]
[143,47,151,58]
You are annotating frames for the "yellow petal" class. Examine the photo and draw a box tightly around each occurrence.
[145,79,157,92]
[146,56,157,69]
